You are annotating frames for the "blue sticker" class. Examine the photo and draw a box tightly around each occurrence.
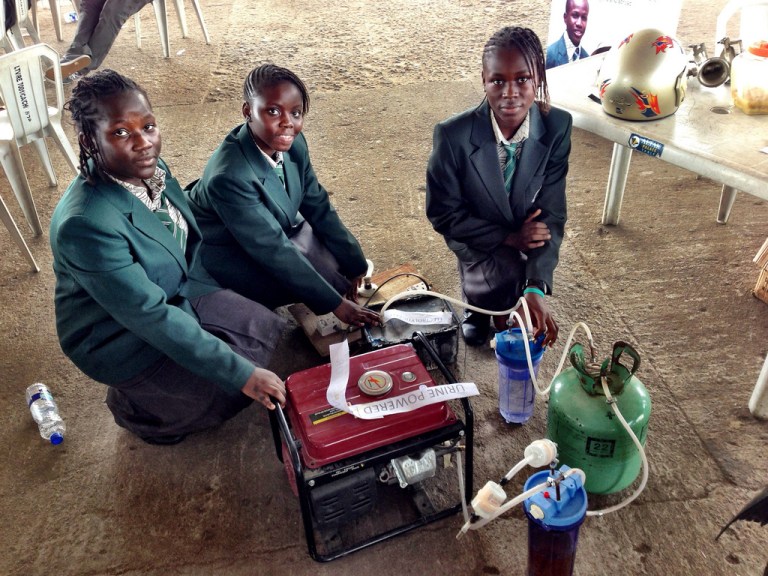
[628,133,664,158]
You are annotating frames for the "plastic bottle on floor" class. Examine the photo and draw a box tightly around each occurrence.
[26,383,65,445]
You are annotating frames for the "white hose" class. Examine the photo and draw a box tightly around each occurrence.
[585,376,649,517]
[502,455,534,484]
[458,480,550,537]
[456,449,470,526]
[458,466,589,537]
[528,321,595,396]
[564,467,587,486]
[380,289,535,335]
[381,286,648,518]
[381,289,597,397]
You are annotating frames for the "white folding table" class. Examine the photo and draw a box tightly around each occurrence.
[546,54,768,225]
[546,55,768,418]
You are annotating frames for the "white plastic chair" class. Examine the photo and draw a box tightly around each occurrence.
[1,1,12,53]
[5,0,41,50]
[0,43,79,272]
[30,0,78,43]
[0,186,38,270]
[134,0,211,59]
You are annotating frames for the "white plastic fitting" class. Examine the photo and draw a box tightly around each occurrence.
[524,439,559,468]
[471,481,507,518]
[358,259,378,298]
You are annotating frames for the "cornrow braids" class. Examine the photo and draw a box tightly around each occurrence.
[63,69,151,184]
[482,27,550,114]
[243,63,310,114]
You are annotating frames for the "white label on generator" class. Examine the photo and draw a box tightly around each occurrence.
[327,340,479,420]
[382,310,453,325]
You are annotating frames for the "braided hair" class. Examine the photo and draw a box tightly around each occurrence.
[243,63,310,114]
[63,69,151,184]
[482,27,550,114]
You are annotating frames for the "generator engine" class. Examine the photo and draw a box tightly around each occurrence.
[270,340,473,561]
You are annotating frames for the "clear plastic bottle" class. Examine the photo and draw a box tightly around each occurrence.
[26,383,65,445]
[494,329,546,424]
[731,40,768,115]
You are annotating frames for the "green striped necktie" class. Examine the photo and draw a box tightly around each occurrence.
[154,192,187,251]
[503,142,518,193]
[274,160,285,186]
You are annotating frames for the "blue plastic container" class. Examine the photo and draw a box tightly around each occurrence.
[494,328,545,423]
[523,465,588,576]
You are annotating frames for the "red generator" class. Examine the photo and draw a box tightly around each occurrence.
[269,334,474,562]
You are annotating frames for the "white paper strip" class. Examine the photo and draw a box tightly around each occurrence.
[326,340,479,420]
[382,309,453,325]
[327,338,351,411]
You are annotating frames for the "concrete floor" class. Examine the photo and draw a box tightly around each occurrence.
[1,1,767,575]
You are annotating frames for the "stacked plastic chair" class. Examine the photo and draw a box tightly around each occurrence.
[0,43,79,271]
[135,0,211,58]
[5,0,41,50]
[29,0,79,43]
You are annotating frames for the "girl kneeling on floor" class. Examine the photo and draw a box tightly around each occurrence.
[185,64,380,329]
[50,70,287,445]
[426,27,572,347]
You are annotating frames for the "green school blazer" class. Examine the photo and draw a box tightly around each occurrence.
[186,124,367,314]
[50,159,254,393]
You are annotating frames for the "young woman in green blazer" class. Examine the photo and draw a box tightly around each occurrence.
[50,71,286,444]
[186,64,380,329]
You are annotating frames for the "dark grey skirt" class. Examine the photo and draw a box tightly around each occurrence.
[106,288,286,443]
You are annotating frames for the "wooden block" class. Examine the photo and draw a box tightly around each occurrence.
[287,263,432,355]
[288,303,362,357]
[754,237,768,269]
[753,268,768,306]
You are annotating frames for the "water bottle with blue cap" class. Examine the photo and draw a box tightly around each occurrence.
[26,383,65,445]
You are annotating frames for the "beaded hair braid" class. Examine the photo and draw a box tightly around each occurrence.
[243,63,310,115]
[63,70,151,185]
[482,26,550,114]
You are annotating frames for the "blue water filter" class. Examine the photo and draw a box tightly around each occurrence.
[523,465,588,576]
[494,328,545,423]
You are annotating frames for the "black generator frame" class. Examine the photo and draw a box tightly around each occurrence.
[269,332,474,562]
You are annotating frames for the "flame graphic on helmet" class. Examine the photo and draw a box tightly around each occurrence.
[618,33,634,49]
[599,79,611,100]
[652,36,675,54]
[630,87,661,117]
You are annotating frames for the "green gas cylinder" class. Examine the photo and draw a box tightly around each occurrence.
[547,341,651,495]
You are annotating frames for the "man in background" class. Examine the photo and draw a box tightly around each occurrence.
[59,0,152,83]
[546,0,590,69]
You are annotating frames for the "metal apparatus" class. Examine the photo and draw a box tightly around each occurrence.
[363,295,460,370]
[687,0,768,88]
[687,39,742,87]
[547,341,651,495]
[269,336,473,561]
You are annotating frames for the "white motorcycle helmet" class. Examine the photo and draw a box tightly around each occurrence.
[599,28,688,121]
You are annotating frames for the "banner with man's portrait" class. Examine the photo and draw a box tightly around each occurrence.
[545,0,683,69]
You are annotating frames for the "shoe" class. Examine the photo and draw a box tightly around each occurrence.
[62,71,85,86]
[462,311,490,347]
[140,434,187,445]
[45,55,91,82]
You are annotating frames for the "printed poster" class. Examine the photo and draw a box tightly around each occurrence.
[545,0,683,69]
